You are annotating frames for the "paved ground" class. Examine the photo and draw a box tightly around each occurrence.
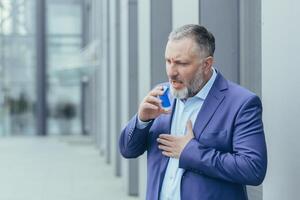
[0,136,140,200]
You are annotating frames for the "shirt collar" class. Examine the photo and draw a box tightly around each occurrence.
[194,68,217,100]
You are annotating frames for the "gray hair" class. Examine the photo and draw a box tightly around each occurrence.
[168,24,215,57]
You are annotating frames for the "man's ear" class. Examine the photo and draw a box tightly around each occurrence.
[204,56,214,70]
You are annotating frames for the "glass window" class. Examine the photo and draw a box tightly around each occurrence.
[0,0,37,135]
[46,0,82,135]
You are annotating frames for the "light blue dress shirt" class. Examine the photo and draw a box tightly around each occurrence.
[159,69,217,200]
[137,69,217,200]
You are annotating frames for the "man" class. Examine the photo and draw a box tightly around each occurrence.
[119,24,267,200]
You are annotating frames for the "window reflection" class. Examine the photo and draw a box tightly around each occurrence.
[0,0,36,135]
[0,0,83,136]
[47,0,82,135]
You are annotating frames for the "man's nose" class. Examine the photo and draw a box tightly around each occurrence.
[167,63,178,76]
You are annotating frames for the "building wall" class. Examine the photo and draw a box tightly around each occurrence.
[120,0,130,191]
[262,0,300,199]
[172,0,199,28]
[137,0,151,198]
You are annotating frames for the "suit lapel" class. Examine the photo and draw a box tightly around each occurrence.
[159,95,176,176]
[193,73,228,139]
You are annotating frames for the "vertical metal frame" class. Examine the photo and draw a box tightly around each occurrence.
[115,0,122,177]
[36,0,47,136]
[106,0,111,164]
[128,0,139,196]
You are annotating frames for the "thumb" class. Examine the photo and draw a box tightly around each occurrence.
[186,120,194,138]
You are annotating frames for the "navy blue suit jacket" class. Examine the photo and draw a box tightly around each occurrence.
[119,72,267,200]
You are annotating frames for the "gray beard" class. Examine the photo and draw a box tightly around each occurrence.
[187,71,204,97]
[170,86,188,99]
[170,69,204,99]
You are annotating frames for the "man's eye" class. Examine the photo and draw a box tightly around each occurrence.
[179,62,188,65]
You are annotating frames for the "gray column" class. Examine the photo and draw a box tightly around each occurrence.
[100,0,109,156]
[239,0,261,97]
[95,67,102,144]
[115,0,122,177]
[262,1,300,199]
[91,72,97,138]
[106,0,111,164]
[150,0,172,87]
[84,79,92,135]
[95,0,104,150]
[240,3,262,199]
[199,0,239,83]
[81,0,90,48]
[81,77,89,135]
[36,0,47,136]
[128,0,139,196]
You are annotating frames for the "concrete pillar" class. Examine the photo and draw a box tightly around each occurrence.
[36,0,47,136]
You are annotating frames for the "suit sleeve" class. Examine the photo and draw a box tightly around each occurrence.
[119,114,153,158]
[179,95,268,186]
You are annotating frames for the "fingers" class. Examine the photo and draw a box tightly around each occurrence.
[157,137,173,146]
[143,102,160,110]
[157,134,184,158]
[142,86,164,108]
[138,85,169,121]
[149,85,164,96]
[158,134,174,141]
[158,144,173,152]
[144,95,162,106]
[157,135,175,156]
[161,108,172,114]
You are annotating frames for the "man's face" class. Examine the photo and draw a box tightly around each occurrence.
[165,38,211,99]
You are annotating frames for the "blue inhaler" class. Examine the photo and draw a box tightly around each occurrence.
[159,86,171,111]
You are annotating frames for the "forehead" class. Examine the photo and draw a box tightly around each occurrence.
[165,38,200,60]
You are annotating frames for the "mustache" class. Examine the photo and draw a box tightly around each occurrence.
[169,76,183,83]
